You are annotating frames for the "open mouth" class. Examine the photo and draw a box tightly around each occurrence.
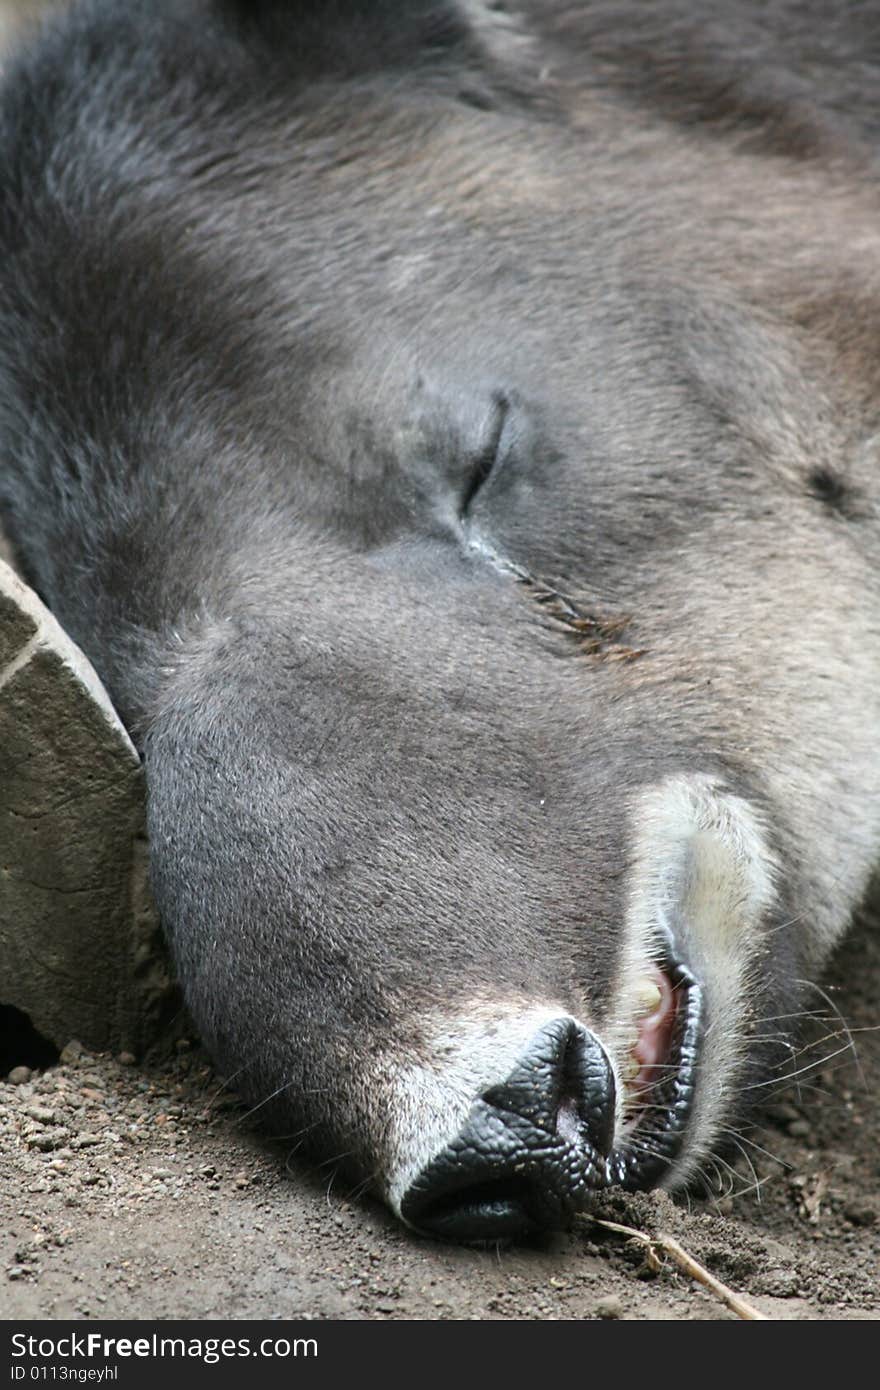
[607,944,703,1190]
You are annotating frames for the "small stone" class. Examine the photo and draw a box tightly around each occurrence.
[7,1066,32,1085]
[594,1295,625,1319]
[59,1041,86,1064]
[7,1266,28,1282]
[71,1133,101,1149]
[27,1133,62,1153]
[787,1119,812,1139]
[25,1106,58,1126]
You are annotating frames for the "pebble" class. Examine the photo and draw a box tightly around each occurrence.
[7,1066,32,1086]
[71,1134,101,1149]
[593,1295,625,1319]
[787,1119,812,1139]
[27,1133,64,1153]
[117,1053,137,1067]
[59,1041,86,1064]
[26,1106,58,1126]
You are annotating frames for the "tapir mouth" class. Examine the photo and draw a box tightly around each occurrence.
[399,941,703,1244]
[609,943,703,1191]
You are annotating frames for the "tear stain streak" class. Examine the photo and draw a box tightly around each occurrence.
[467,529,645,660]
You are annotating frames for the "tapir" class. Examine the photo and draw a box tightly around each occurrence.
[1,0,878,1242]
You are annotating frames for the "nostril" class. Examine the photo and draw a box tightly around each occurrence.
[555,1094,582,1146]
[551,1021,616,1156]
[479,1016,616,1152]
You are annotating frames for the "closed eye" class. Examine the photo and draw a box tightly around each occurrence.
[459,391,511,518]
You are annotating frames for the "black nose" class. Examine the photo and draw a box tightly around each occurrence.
[399,1018,616,1243]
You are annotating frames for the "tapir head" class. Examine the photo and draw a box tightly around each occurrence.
[2,0,879,1241]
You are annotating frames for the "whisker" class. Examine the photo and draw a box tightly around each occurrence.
[235,1078,298,1124]
[743,1039,860,1091]
[795,978,867,1089]
[204,1059,258,1111]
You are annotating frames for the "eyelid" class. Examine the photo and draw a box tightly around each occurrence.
[459,392,511,517]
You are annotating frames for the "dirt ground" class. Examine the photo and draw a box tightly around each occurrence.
[2,906,877,1323]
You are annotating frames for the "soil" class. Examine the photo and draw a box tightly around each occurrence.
[2,907,877,1323]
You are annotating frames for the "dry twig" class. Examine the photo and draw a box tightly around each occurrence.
[585,1216,771,1321]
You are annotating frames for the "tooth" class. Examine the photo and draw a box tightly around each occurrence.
[634,978,663,1016]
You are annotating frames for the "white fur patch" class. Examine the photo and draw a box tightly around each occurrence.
[606,773,779,1186]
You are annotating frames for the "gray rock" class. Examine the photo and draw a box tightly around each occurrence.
[0,558,180,1056]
